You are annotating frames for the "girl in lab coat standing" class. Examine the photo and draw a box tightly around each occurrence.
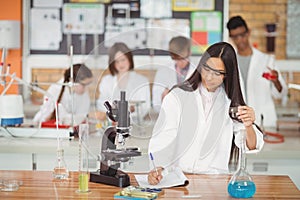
[33,64,93,125]
[148,42,264,185]
[96,42,151,123]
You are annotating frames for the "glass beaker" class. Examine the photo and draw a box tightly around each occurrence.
[53,148,69,180]
[262,71,277,80]
[77,123,90,193]
[262,55,277,81]
[228,129,256,198]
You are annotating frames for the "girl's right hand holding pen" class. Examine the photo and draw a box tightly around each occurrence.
[148,167,164,185]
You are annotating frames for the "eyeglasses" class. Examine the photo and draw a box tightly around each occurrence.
[170,53,189,61]
[79,81,92,87]
[201,63,226,77]
[229,30,248,40]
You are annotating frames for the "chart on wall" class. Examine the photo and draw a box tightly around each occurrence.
[28,0,225,55]
[30,8,62,50]
[104,18,147,49]
[191,11,222,54]
[140,0,172,18]
[146,19,190,51]
[62,3,105,34]
[173,0,215,11]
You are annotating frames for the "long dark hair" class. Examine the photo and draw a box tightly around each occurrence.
[175,42,245,109]
[173,42,246,168]
[49,63,93,120]
[108,42,134,76]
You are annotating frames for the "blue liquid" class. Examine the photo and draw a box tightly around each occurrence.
[228,181,256,198]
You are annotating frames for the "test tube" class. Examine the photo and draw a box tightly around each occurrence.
[6,64,10,75]
[77,123,90,193]
[0,62,3,75]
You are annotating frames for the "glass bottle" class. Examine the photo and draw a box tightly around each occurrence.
[228,129,256,198]
[53,148,69,180]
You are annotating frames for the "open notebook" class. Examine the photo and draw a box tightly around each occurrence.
[134,167,189,189]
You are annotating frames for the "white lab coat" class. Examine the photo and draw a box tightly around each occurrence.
[97,71,151,121]
[33,79,90,125]
[152,63,195,112]
[239,48,288,128]
[148,86,264,174]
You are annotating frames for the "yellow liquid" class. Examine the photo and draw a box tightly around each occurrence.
[78,173,89,192]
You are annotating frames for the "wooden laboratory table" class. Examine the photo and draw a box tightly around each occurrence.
[0,170,299,199]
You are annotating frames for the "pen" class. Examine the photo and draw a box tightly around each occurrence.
[181,194,202,199]
[149,152,159,176]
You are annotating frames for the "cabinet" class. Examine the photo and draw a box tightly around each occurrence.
[246,133,300,190]
[0,153,32,170]
[0,135,101,171]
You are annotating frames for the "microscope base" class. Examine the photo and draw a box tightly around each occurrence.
[90,170,130,188]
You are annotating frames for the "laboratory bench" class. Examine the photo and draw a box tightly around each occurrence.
[0,125,300,190]
[0,170,299,199]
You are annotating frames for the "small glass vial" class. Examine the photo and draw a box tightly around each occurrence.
[53,148,69,180]
[228,129,256,198]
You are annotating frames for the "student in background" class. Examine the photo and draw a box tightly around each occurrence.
[33,64,93,125]
[152,36,195,113]
[95,42,151,123]
[147,42,264,185]
[226,16,287,128]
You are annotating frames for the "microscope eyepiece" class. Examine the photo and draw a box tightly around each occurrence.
[104,101,112,111]
[120,91,126,101]
[117,91,129,129]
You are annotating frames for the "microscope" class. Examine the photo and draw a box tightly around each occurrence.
[90,91,141,187]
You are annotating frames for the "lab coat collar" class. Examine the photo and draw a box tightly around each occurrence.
[199,83,221,100]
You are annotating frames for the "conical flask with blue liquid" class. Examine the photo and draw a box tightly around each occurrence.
[228,129,256,198]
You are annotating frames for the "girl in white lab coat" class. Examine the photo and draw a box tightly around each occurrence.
[148,42,264,185]
[33,64,93,125]
[96,42,151,124]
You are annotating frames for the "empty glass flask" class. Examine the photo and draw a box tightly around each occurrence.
[53,148,69,180]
